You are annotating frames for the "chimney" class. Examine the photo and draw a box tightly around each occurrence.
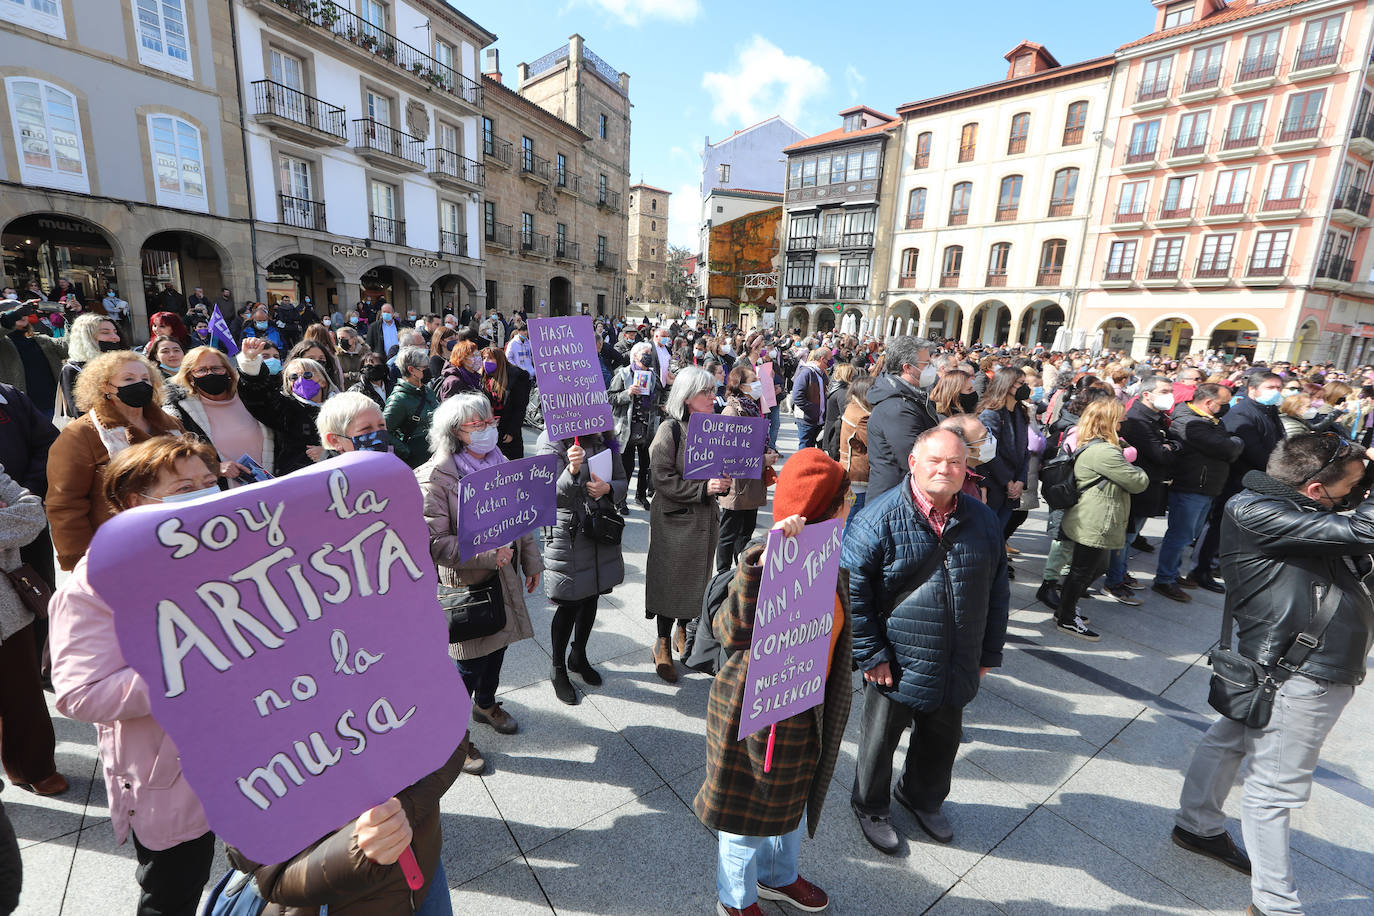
[483,48,501,84]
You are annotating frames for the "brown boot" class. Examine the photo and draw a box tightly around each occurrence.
[653,637,678,683]
[673,621,686,656]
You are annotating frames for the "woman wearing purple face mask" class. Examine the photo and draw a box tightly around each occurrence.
[481,347,531,460]
[234,337,334,472]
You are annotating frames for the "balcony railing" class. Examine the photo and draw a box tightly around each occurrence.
[1047,198,1074,217]
[596,250,618,270]
[1293,40,1341,72]
[842,231,874,248]
[265,0,481,105]
[995,205,1018,222]
[520,151,550,181]
[1103,266,1135,282]
[352,119,424,167]
[1113,206,1146,223]
[556,169,582,194]
[1172,133,1207,158]
[1159,200,1193,220]
[1236,52,1279,83]
[818,233,842,249]
[1209,194,1248,217]
[1261,188,1306,212]
[787,236,817,252]
[957,145,975,163]
[1124,144,1158,164]
[370,214,404,245]
[1276,114,1323,143]
[914,152,930,169]
[1063,125,1084,145]
[1007,136,1027,155]
[554,240,580,261]
[1351,113,1374,143]
[839,285,868,300]
[425,148,484,186]
[483,131,512,167]
[1221,126,1262,151]
[905,215,924,229]
[280,194,325,230]
[786,285,813,299]
[897,274,919,289]
[598,188,622,210]
[938,272,960,288]
[520,230,549,255]
[1036,267,1063,286]
[252,79,345,139]
[985,270,1007,287]
[1184,64,1222,93]
[1316,254,1354,282]
[1193,258,1232,280]
[485,221,512,248]
[813,284,836,299]
[1146,263,1181,281]
[1246,255,1287,278]
[1336,186,1373,216]
[1135,78,1170,104]
[439,229,466,257]
[948,209,969,226]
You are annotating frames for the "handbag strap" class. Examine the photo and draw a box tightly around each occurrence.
[1219,565,1343,678]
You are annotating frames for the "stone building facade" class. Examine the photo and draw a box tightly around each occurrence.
[627,183,670,302]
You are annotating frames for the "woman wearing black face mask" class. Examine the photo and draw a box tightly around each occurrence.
[973,367,1031,533]
[46,351,183,571]
[316,391,393,458]
[348,353,392,408]
[58,313,125,418]
[608,341,662,511]
[164,346,277,488]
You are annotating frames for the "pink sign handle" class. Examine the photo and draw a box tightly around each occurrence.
[763,724,776,774]
[398,847,424,890]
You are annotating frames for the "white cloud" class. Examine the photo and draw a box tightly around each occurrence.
[701,36,828,127]
[668,181,701,252]
[580,0,700,26]
[844,65,865,103]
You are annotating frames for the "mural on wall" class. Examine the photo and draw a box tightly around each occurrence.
[706,208,780,309]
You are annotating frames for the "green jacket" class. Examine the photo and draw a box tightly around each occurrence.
[383,380,438,467]
[1061,439,1150,549]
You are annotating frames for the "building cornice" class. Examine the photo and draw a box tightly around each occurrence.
[896,57,1116,118]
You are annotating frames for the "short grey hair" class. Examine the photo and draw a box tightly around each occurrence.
[932,352,958,373]
[937,414,985,447]
[396,345,428,374]
[428,391,492,459]
[398,328,424,348]
[316,391,381,441]
[665,365,717,421]
[280,357,334,396]
[886,335,933,376]
[630,341,652,362]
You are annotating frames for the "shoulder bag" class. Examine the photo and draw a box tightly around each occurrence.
[436,485,507,643]
[6,563,54,619]
[1207,578,1342,728]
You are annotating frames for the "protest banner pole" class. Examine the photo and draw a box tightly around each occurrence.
[764,724,776,774]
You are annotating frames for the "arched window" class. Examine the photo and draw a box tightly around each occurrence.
[958,122,978,162]
[651,220,656,230]
[906,187,927,228]
[949,181,972,225]
[147,114,206,210]
[941,245,964,286]
[1049,167,1080,216]
[651,198,657,211]
[6,78,88,192]
[1038,238,1067,285]
[1063,101,1088,145]
[900,247,919,281]
[997,175,1023,221]
[1008,112,1030,154]
[987,242,1011,286]
[914,131,932,168]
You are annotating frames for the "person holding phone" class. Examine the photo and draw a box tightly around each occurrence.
[608,341,662,512]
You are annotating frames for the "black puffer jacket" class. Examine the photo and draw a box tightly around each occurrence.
[1167,404,1243,496]
[1120,398,1175,518]
[843,476,1009,711]
[1221,471,1374,685]
[865,375,937,498]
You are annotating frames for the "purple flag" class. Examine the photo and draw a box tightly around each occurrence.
[457,454,558,560]
[87,452,468,865]
[208,304,240,356]
[528,316,613,441]
[684,412,768,480]
[739,519,844,740]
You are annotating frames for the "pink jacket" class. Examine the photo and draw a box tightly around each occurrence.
[48,558,209,851]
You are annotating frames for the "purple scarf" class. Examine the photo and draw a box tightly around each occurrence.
[451,442,506,476]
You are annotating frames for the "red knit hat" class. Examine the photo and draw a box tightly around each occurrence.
[773,447,849,522]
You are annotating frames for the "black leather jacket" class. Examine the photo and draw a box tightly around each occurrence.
[1220,471,1374,685]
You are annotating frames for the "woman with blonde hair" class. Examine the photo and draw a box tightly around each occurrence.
[165,346,276,485]
[1278,392,1316,438]
[58,312,124,416]
[1054,396,1149,641]
[481,345,531,460]
[45,351,183,570]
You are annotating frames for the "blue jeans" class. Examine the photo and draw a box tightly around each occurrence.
[1105,517,1141,587]
[716,822,804,909]
[795,417,821,449]
[454,647,506,710]
[766,405,781,450]
[414,860,453,916]
[1154,491,1213,585]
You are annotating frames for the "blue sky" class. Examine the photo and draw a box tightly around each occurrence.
[456,0,1160,252]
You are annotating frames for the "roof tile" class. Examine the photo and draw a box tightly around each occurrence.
[1117,0,1309,51]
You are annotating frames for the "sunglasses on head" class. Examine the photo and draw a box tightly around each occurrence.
[1301,432,1359,485]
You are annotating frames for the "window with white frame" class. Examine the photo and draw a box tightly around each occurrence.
[442,200,463,253]
[359,0,385,41]
[278,155,311,200]
[371,181,395,219]
[1,0,65,38]
[433,40,454,76]
[1106,240,1137,276]
[148,114,205,210]
[133,0,191,79]
[6,78,87,192]
[269,49,304,91]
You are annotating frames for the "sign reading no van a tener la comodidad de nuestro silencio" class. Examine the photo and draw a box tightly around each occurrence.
[88,451,469,865]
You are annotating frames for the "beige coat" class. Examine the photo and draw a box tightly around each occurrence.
[416,455,543,660]
[645,417,719,620]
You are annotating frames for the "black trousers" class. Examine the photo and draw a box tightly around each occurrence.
[131,830,215,916]
[716,507,759,572]
[1058,539,1110,624]
[621,443,651,499]
[0,623,56,786]
[0,799,19,915]
[852,684,963,816]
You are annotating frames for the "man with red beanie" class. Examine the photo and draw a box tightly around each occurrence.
[695,448,855,916]
[843,427,1008,853]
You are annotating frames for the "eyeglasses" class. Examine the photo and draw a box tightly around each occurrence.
[191,367,228,378]
[459,417,497,430]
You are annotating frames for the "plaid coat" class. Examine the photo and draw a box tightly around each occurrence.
[693,543,853,838]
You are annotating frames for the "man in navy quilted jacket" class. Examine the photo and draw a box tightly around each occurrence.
[844,426,1009,853]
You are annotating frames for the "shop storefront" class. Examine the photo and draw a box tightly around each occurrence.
[2,213,115,299]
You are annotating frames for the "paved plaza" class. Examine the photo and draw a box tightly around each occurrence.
[9,426,1374,915]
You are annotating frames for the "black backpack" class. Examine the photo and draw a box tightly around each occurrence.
[1040,442,1102,511]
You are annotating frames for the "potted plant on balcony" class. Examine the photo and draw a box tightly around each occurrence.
[378,42,397,62]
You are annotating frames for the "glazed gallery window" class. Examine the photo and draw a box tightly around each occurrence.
[134,0,191,79]
[2,0,66,38]
[269,48,305,91]
[279,155,311,200]
[7,78,87,192]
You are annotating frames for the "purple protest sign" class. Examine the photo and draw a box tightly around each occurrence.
[87,452,468,865]
[684,412,768,480]
[739,519,844,740]
[457,454,558,560]
[529,316,613,441]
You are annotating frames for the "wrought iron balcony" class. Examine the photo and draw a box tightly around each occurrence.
[1220,126,1262,152]
[555,168,582,194]
[252,80,345,143]
[897,274,919,289]
[948,209,969,226]
[1335,185,1373,217]
[483,131,512,167]
[1293,40,1341,73]
[520,151,550,181]
[1047,198,1074,217]
[788,236,817,252]
[1208,194,1248,218]
[1036,267,1063,286]
[1315,254,1354,282]
[841,231,874,248]
[440,229,466,257]
[938,272,960,288]
[905,215,924,229]
[554,240,580,261]
[1102,266,1135,282]
[839,285,868,300]
[1135,78,1170,104]
[1146,263,1181,281]
[1246,255,1287,278]
[352,119,424,169]
[279,194,326,231]
[1124,143,1158,164]
[785,285,813,299]
[1113,205,1146,224]
[485,221,512,248]
[596,250,619,270]
[520,230,549,256]
[1183,65,1222,93]
[1261,188,1306,212]
[370,215,404,245]
[426,148,483,188]
[985,270,1007,288]
[813,284,836,299]
[598,188,622,211]
[1193,258,1231,281]
[1172,133,1208,158]
[995,205,1018,222]
[1276,114,1323,144]
[1236,52,1278,83]
[1158,200,1193,221]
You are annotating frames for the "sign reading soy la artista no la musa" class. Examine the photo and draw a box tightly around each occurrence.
[739,518,844,740]
[87,452,469,866]
[528,315,613,441]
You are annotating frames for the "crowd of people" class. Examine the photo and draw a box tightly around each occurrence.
[1,284,1372,916]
